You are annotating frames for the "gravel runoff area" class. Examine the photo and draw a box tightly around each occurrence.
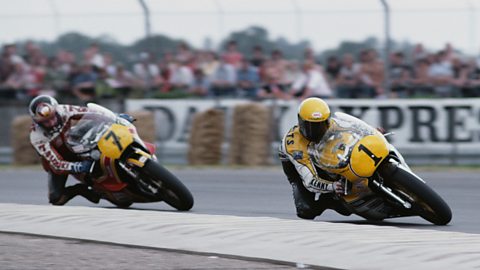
[0,232,338,270]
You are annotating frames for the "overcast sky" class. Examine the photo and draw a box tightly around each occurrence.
[1,0,480,55]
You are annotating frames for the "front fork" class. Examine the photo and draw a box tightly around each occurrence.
[370,178,412,209]
[373,157,414,210]
[121,147,161,199]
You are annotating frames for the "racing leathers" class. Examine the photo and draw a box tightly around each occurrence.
[30,104,105,205]
[279,117,351,219]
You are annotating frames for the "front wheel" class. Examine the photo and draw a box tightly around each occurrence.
[380,162,452,225]
[140,160,194,211]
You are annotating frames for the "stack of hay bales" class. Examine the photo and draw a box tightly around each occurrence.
[11,115,40,165]
[229,103,271,166]
[188,109,225,165]
[128,111,155,143]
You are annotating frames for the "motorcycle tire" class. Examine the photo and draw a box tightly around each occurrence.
[380,162,452,225]
[113,202,133,209]
[141,160,194,211]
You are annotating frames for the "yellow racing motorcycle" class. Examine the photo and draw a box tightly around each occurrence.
[64,104,194,210]
[311,113,452,225]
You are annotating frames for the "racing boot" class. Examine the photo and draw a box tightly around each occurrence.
[291,182,327,219]
[64,184,101,204]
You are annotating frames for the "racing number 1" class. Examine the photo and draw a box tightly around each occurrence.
[105,130,123,151]
[358,144,382,166]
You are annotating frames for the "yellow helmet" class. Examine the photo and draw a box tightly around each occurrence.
[297,97,331,142]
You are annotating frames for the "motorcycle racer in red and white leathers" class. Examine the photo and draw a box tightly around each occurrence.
[29,95,133,205]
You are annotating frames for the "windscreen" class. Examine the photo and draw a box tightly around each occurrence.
[65,113,116,154]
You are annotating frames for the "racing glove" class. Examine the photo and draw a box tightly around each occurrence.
[118,113,136,123]
[332,178,353,195]
[70,160,94,174]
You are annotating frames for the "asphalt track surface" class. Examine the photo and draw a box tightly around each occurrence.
[0,167,478,270]
[0,166,478,234]
[0,232,316,270]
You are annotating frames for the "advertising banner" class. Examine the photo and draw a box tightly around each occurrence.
[127,99,480,163]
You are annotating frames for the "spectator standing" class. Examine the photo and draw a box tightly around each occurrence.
[358,49,383,98]
[23,41,43,67]
[72,62,97,102]
[336,53,361,98]
[133,52,160,96]
[222,40,243,68]
[236,58,260,98]
[264,49,290,89]
[94,68,116,99]
[283,60,302,89]
[209,57,237,97]
[411,43,428,62]
[103,53,117,76]
[108,64,136,98]
[287,60,332,100]
[460,59,480,97]
[303,47,316,62]
[42,57,68,95]
[56,50,75,75]
[389,52,413,98]
[4,43,25,65]
[428,51,455,97]
[257,74,288,99]
[189,68,210,97]
[0,46,14,84]
[175,42,194,63]
[168,60,194,97]
[199,51,220,81]
[2,62,35,99]
[411,57,434,97]
[250,45,266,68]
[83,43,105,70]
[324,56,341,89]
[444,43,458,62]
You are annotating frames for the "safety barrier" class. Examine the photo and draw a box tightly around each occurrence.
[6,98,480,165]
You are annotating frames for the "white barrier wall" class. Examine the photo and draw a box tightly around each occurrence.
[126,98,480,165]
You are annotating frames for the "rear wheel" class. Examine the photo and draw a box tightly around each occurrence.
[379,162,452,225]
[140,160,194,211]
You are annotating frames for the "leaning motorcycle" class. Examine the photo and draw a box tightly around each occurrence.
[64,103,194,211]
[310,113,452,225]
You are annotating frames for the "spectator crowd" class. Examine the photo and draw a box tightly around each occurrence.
[2,40,480,102]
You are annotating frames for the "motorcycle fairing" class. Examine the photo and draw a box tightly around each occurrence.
[310,112,389,205]
[98,124,134,159]
[349,134,389,178]
[94,156,127,192]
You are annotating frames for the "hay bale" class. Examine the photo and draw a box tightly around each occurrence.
[128,110,155,143]
[11,115,40,165]
[188,109,225,165]
[229,103,272,166]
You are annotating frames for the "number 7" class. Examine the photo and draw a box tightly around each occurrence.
[105,130,123,151]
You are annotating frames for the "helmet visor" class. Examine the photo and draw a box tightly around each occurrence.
[38,114,59,129]
[33,103,60,129]
[299,116,329,143]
